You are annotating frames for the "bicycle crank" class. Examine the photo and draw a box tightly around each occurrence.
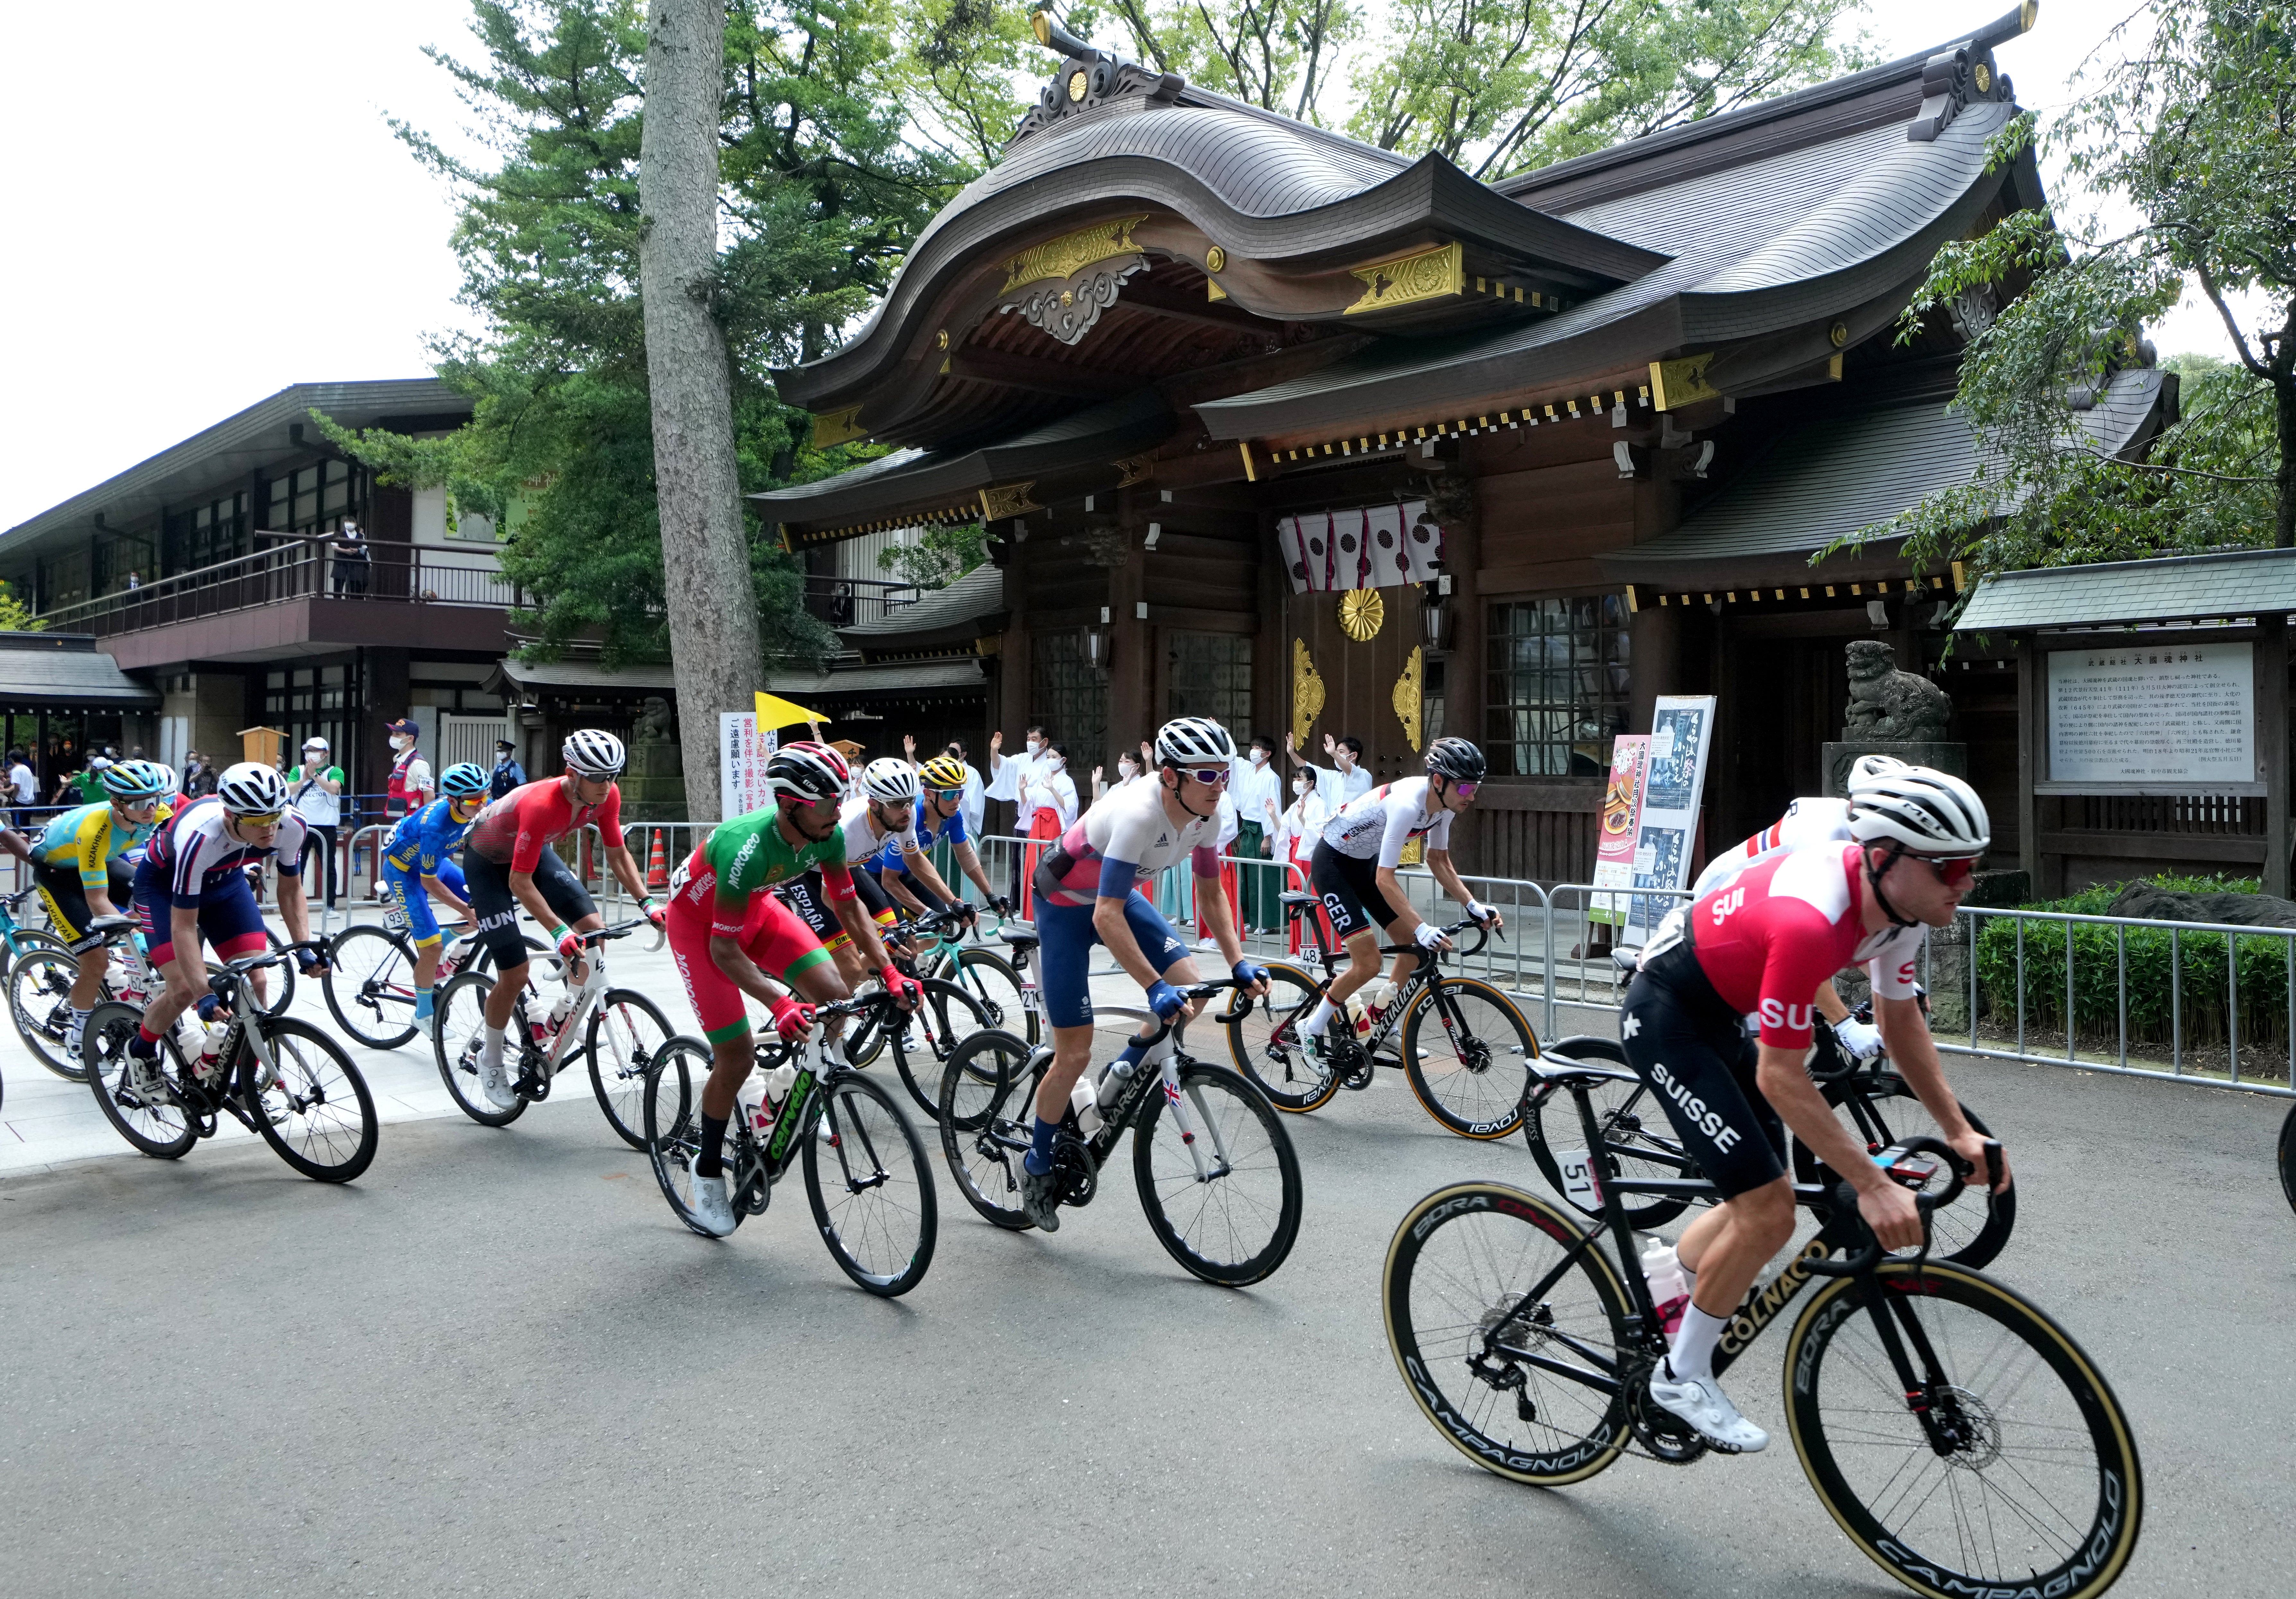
[1621,1354,1710,1465]
[1051,1131,1098,1209]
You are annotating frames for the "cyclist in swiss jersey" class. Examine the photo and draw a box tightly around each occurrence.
[665,741,918,1238]
[1015,717,1270,1233]
[1294,738,1500,1064]
[461,730,662,1110]
[378,761,493,1036]
[1619,766,2011,1454]
[124,764,325,1083]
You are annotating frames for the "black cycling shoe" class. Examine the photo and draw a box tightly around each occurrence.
[1018,1160,1062,1232]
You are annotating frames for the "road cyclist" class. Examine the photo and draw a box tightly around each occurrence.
[26,757,174,1063]
[458,729,664,1111]
[662,739,922,1238]
[875,749,1005,920]
[1012,714,1271,1233]
[375,760,492,1037]
[1615,764,2010,1454]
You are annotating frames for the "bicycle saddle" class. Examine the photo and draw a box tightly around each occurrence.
[998,923,1039,949]
[1279,891,1318,911]
[1610,947,1640,974]
[1532,1053,1641,1089]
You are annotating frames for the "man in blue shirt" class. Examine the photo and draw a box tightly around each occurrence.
[380,762,493,1034]
[489,738,527,801]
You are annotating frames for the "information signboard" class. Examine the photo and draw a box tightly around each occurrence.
[1589,735,1649,926]
[1626,695,1716,943]
[2046,643,2256,790]
[719,713,780,817]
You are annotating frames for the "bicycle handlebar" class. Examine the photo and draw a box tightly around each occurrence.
[1126,976,1259,1052]
[1379,913,1499,960]
[1803,1135,2001,1278]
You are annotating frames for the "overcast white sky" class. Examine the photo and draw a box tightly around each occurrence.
[0,0,2223,531]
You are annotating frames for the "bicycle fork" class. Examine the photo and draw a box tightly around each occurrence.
[1153,1046,1236,1184]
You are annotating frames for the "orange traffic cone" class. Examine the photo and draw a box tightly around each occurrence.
[646,828,668,892]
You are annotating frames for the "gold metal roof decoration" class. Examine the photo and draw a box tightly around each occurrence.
[1393,645,1424,751]
[1001,215,1149,294]
[1112,454,1154,487]
[1291,637,1326,748]
[978,481,1043,521]
[1344,242,1464,316]
[810,405,868,449]
[1338,588,1385,641]
[1648,352,1719,411]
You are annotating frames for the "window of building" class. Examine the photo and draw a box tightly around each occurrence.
[1486,596,1631,777]
[1031,630,1109,769]
[267,460,367,537]
[162,491,250,576]
[1166,633,1253,740]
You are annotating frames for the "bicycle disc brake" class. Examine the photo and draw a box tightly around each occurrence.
[1051,1131,1097,1209]
[1621,1353,1709,1465]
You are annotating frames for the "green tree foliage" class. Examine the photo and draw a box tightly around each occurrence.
[0,579,42,633]
[1843,1,2295,587]
[877,521,991,589]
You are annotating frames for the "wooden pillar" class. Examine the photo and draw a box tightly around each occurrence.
[2260,616,2289,898]
[1629,599,1680,735]
[2015,636,2041,890]
[1444,494,1484,749]
[1108,500,1148,767]
[996,525,1029,743]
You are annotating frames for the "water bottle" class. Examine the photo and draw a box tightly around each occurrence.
[1361,977,1396,1032]
[193,1019,231,1083]
[1640,1235,1691,1337]
[1069,1077,1104,1136]
[735,1076,773,1138]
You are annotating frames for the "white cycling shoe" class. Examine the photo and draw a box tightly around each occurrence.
[686,1153,737,1237]
[1648,1363,1769,1453]
[476,1053,520,1111]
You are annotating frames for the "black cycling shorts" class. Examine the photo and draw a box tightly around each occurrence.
[461,844,597,971]
[1618,942,1787,1199]
[35,861,130,953]
[1309,841,1407,944]
[778,869,851,953]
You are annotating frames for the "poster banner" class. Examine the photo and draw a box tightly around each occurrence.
[1275,500,1442,593]
[719,712,780,817]
[1589,734,1650,925]
[1626,695,1717,943]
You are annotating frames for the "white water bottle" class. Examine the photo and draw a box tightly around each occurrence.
[1069,1077,1104,1136]
[193,1020,230,1081]
[762,1061,799,1107]
[1640,1236,1690,1334]
[735,1076,773,1137]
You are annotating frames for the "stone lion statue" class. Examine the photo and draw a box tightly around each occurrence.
[1843,639,1951,741]
[633,695,676,745]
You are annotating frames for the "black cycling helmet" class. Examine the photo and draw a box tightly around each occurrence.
[1424,737,1487,783]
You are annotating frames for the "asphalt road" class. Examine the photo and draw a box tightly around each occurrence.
[2,1043,2290,1599]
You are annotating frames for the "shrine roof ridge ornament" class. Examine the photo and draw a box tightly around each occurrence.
[1011,10,1186,147]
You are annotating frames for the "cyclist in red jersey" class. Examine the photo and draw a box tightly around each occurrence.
[460,729,663,1109]
[1618,766,2009,1454]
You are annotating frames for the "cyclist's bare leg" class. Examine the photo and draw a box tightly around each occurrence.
[1323,927,1385,1008]
[70,946,108,1009]
[1675,1177,1795,1321]
[1033,954,1204,1123]
[695,958,849,1120]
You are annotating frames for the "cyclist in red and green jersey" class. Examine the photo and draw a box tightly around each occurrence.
[665,740,920,1237]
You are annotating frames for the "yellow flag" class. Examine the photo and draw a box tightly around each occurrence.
[754,691,827,730]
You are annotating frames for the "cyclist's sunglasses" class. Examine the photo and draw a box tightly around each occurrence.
[1450,780,1481,798]
[233,809,285,827]
[1180,766,1231,786]
[1913,852,1981,887]
[929,786,964,800]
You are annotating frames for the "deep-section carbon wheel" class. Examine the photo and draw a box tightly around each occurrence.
[1130,1063,1302,1285]
[641,1038,722,1237]
[952,948,1036,1045]
[10,947,94,1081]
[1224,961,1338,1114]
[83,1001,197,1159]
[1402,976,1538,1139]
[1526,1034,1695,1229]
[804,1070,937,1296]
[890,978,991,1119]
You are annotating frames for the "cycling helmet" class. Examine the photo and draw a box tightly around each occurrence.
[766,740,850,805]
[145,763,179,798]
[1154,716,1237,768]
[1849,767,1990,855]
[100,760,171,801]
[1846,753,1909,796]
[861,757,919,804]
[562,728,627,777]
[439,762,491,798]
[918,754,968,792]
[215,762,289,817]
[1424,736,1488,783]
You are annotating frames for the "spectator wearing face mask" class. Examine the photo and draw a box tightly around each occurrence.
[1229,733,1284,934]
[1273,765,1334,956]
[384,719,433,821]
[985,724,1047,903]
[1016,741,1077,918]
[1285,729,1373,807]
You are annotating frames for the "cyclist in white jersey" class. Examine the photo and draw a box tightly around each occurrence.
[1295,738,1499,1059]
[778,761,938,993]
[1018,716,1271,1231]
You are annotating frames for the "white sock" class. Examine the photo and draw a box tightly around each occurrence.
[1303,998,1337,1039]
[1678,1255,1698,1297]
[1666,1305,1730,1383]
[68,1005,91,1038]
[481,1026,506,1068]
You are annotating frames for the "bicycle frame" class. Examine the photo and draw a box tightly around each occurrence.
[724,1003,902,1205]
[1090,1004,1244,1185]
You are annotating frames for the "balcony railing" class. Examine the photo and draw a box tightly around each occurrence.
[804,574,919,630]
[36,541,523,638]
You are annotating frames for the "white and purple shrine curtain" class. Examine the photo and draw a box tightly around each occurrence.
[1276,501,1443,593]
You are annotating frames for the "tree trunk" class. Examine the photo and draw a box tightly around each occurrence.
[639,0,759,822]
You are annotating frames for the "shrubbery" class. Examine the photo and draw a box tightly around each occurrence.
[1973,875,2294,1058]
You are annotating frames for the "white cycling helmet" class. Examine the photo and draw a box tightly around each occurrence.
[1846,753,1909,797]
[1154,716,1236,769]
[861,757,919,804]
[215,762,289,817]
[562,728,626,778]
[766,740,850,805]
[1849,767,1990,855]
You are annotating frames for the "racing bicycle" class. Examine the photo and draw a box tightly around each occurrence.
[320,914,534,1048]
[1384,1048,2141,1599]
[938,963,1303,1286]
[80,931,378,1182]
[828,902,996,1116]
[896,897,1038,1046]
[640,991,937,1296]
[1228,895,1539,1138]
[430,918,674,1147]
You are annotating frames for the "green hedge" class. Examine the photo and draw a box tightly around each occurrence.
[1972,875,2296,1054]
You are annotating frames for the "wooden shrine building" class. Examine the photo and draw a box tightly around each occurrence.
[753,3,2177,885]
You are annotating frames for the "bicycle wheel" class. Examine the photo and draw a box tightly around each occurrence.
[243,1018,378,1182]
[321,924,420,1049]
[937,1029,1042,1229]
[2281,1102,2296,1215]
[641,1038,722,1237]
[10,947,95,1081]
[1786,1261,2143,1599]
[951,948,1036,1045]
[1526,1035,1695,1229]
[890,977,992,1120]
[586,988,674,1149]
[1224,961,1340,1114]
[1384,1180,1633,1486]
[1792,1079,2016,1270]
[1401,975,1538,1139]
[82,1001,198,1159]
[804,1070,938,1296]
[1130,1062,1302,1285]
[255,930,295,1018]
[432,969,525,1127]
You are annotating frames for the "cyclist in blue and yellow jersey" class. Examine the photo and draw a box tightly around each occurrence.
[379,762,492,1037]
[31,759,175,1057]
[874,752,1004,920]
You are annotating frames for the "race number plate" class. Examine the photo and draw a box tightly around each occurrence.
[1553,1148,1602,1209]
